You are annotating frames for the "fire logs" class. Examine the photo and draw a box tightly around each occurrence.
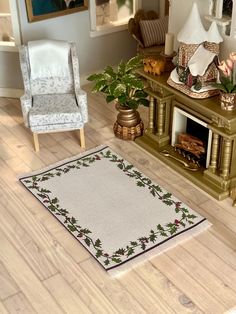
[174,133,205,160]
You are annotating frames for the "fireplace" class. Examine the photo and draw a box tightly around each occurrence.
[171,107,212,168]
[135,70,236,202]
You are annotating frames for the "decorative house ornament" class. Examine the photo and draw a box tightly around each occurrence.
[167,2,223,99]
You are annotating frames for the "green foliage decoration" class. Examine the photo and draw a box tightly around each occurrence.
[87,56,149,110]
[214,76,236,93]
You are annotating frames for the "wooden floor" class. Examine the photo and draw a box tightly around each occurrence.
[0,86,236,314]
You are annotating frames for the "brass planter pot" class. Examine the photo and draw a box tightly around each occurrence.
[220,92,236,111]
[113,103,144,140]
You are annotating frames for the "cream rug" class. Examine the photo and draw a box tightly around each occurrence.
[19,145,210,276]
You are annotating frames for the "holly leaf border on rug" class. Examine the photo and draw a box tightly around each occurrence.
[21,148,198,268]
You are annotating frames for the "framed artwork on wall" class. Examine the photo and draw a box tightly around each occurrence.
[25,0,88,22]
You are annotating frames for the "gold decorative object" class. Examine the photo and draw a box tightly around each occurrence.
[211,116,231,130]
[220,138,232,180]
[113,121,144,141]
[230,187,236,207]
[220,92,236,111]
[143,57,165,76]
[114,103,144,140]
[208,133,220,174]
[116,103,141,127]
[157,101,165,136]
[25,0,88,23]
[87,55,149,140]
[148,96,155,132]
[160,150,199,171]
[135,68,236,202]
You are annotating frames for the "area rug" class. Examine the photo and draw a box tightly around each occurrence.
[19,145,210,276]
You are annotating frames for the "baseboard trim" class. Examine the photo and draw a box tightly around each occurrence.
[0,88,24,98]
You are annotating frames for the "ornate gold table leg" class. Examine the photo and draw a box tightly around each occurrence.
[208,133,220,174]
[157,101,165,136]
[230,187,236,207]
[148,96,155,132]
[220,138,232,180]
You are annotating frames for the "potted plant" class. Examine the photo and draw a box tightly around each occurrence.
[87,56,149,140]
[215,52,236,111]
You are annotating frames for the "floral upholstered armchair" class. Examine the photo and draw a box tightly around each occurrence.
[19,40,88,152]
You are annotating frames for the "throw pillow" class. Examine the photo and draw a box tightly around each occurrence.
[140,16,168,48]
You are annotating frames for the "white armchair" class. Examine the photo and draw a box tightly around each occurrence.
[19,40,88,152]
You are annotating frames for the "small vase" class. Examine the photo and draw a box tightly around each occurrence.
[220,92,236,111]
[113,103,144,140]
[116,103,141,127]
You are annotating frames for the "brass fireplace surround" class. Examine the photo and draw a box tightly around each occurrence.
[135,69,236,202]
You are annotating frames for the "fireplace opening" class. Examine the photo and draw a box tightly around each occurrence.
[171,107,212,168]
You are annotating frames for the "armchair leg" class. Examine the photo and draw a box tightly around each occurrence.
[33,133,39,152]
[79,127,85,149]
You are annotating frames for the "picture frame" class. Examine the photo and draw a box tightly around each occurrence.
[25,0,88,23]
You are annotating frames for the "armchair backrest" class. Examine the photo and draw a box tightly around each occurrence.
[19,40,81,96]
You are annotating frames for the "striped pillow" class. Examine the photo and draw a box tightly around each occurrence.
[140,16,168,48]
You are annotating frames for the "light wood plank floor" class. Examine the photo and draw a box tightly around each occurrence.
[0,86,236,313]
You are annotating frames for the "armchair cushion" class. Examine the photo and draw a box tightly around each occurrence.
[75,89,88,123]
[29,94,83,132]
[30,75,74,95]
[139,16,168,48]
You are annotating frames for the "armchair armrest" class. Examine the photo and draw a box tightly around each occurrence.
[75,89,88,123]
[19,46,31,94]
[20,93,32,127]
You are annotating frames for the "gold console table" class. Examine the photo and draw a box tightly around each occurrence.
[135,69,236,201]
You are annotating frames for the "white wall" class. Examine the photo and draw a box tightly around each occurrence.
[168,0,210,49]
[0,1,138,90]
[0,0,10,13]
[0,51,21,88]
[141,0,166,16]
[221,35,236,59]
[142,0,159,12]
[19,2,139,75]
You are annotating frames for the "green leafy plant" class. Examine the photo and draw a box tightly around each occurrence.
[87,56,149,109]
[215,52,236,93]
